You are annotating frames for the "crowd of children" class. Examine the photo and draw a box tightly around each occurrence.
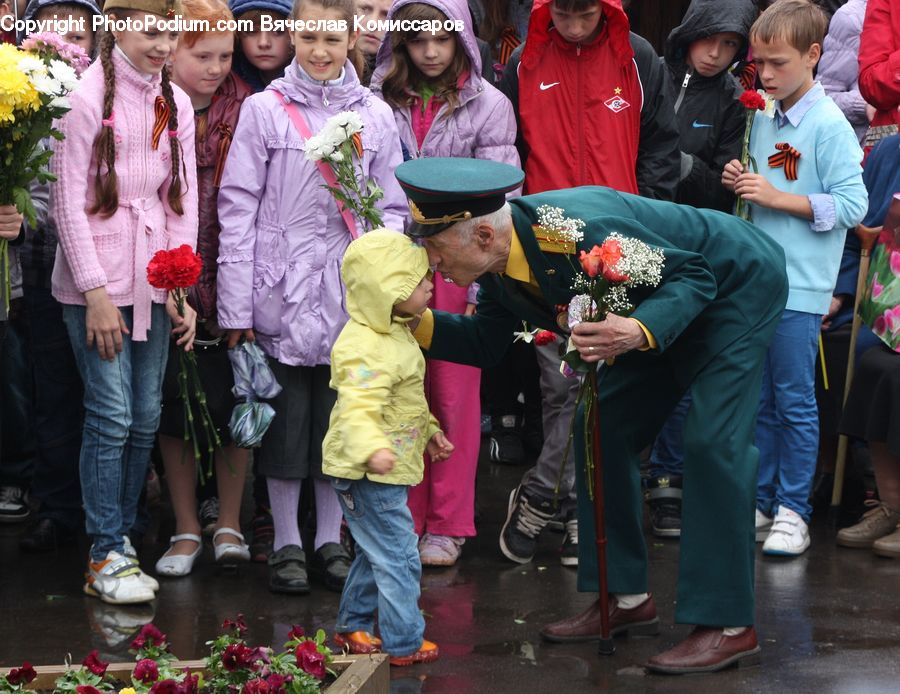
[1,0,898,670]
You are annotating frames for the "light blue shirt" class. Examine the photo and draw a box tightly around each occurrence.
[774,82,835,230]
[748,81,868,314]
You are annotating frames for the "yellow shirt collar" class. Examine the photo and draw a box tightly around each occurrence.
[503,228,537,287]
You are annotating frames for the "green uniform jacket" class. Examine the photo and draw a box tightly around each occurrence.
[426,187,788,375]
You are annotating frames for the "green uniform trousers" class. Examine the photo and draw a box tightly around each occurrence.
[574,286,787,627]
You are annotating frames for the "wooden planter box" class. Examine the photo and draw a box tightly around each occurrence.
[24,655,388,694]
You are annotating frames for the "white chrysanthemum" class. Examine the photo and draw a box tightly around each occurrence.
[331,110,363,134]
[49,59,78,92]
[17,55,45,76]
[31,73,62,97]
[49,95,70,110]
[329,150,344,163]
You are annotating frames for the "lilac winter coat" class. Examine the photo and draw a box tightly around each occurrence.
[216,60,408,367]
[368,0,520,168]
[817,0,869,143]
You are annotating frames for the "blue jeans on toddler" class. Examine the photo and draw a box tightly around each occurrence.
[332,477,424,656]
[63,303,169,560]
[755,309,821,522]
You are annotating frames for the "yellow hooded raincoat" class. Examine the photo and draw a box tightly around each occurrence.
[322,230,442,486]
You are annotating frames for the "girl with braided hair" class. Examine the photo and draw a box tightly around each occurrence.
[50,0,198,604]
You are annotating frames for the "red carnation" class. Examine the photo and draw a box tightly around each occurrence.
[294,641,325,680]
[134,659,160,684]
[82,650,108,677]
[286,626,304,641]
[76,687,102,694]
[534,330,556,346]
[147,245,202,291]
[739,89,766,111]
[7,663,37,686]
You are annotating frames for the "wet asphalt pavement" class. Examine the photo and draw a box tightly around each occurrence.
[2,446,900,693]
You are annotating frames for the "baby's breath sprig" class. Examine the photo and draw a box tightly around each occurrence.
[536,205,585,243]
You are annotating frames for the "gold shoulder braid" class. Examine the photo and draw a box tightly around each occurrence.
[533,225,576,254]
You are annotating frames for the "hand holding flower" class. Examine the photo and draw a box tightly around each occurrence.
[721,159,744,192]
[426,431,455,462]
[0,205,23,240]
[570,314,647,362]
[166,291,197,351]
[734,171,781,209]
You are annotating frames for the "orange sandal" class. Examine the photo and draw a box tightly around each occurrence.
[334,631,383,654]
[388,639,440,667]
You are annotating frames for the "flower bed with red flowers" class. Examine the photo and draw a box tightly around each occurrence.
[0,617,387,694]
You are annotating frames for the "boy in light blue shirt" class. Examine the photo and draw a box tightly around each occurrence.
[722,0,868,557]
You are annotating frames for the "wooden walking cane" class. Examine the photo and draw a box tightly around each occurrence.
[830,223,882,509]
[588,367,615,656]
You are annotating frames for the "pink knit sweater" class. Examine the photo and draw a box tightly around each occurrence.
[51,48,198,341]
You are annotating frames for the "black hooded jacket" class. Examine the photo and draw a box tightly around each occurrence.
[664,0,757,211]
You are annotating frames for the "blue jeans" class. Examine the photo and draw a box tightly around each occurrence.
[648,389,691,479]
[63,303,169,560]
[332,477,424,656]
[755,310,821,522]
[22,286,84,530]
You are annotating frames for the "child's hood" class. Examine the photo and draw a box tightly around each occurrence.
[23,0,102,23]
[370,0,483,92]
[522,0,632,69]
[21,0,102,46]
[341,229,430,334]
[664,0,756,67]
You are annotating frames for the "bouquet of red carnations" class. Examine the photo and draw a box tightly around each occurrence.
[147,245,221,479]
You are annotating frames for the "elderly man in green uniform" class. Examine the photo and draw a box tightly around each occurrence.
[397,158,789,674]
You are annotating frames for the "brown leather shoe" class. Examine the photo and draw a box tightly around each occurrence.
[646,626,761,674]
[540,594,660,643]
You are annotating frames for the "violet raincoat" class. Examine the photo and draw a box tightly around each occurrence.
[368,0,520,166]
[216,60,408,367]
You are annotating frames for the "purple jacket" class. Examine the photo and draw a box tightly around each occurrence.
[817,0,869,143]
[369,0,520,168]
[216,59,408,367]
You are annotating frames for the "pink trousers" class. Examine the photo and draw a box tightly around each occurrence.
[407,273,481,537]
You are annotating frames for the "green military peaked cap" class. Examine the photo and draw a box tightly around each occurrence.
[103,0,181,18]
[395,158,525,238]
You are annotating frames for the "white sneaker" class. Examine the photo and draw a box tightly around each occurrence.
[755,509,773,542]
[84,551,156,605]
[762,507,810,556]
[123,536,160,591]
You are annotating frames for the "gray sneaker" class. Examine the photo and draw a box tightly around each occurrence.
[0,486,30,523]
[837,502,900,548]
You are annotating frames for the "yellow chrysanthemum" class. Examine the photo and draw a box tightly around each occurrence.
[120,687,137,694]
[0,66,41,113]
